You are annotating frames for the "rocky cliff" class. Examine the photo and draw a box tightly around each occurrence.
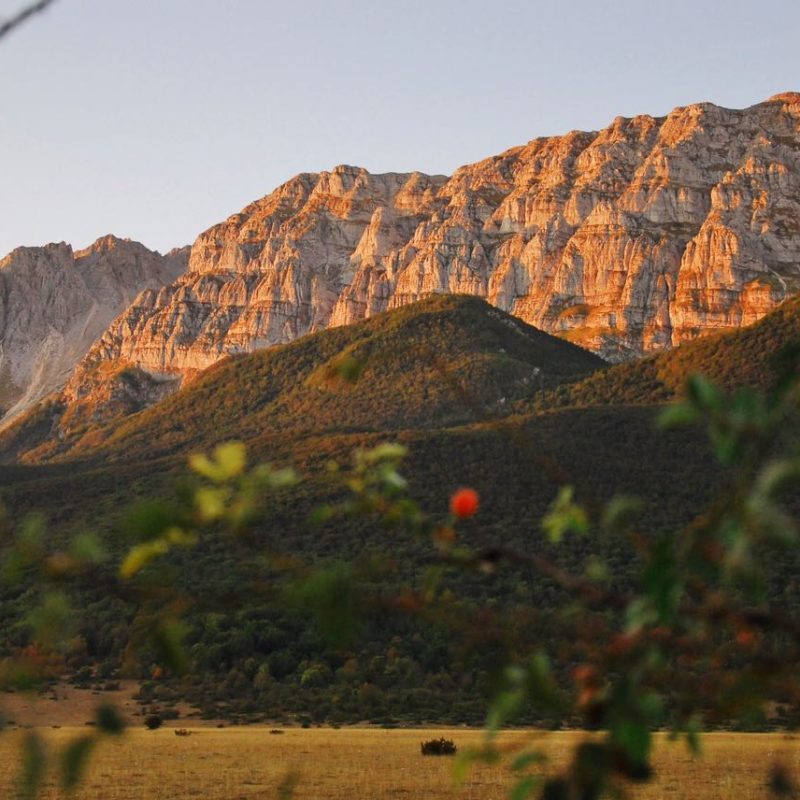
[69,92,800,408]
[0,236,187,423]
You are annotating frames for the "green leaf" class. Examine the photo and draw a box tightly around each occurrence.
[61,734,96,791]
[541,486,588,544]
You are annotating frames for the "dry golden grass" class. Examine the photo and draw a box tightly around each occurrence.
[0,727,797,799]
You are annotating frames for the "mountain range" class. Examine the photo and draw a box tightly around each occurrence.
[2,92,800,436]
[1,94,799,724]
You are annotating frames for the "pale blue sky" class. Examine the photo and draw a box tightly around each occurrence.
[1,0,798,257]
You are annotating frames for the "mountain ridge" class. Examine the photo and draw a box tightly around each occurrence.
[0,236,188,425]
[68,92,800,409]
[3,91,800,428]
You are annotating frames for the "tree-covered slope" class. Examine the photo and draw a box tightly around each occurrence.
[0,294,605,465]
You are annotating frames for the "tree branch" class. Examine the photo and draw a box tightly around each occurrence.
[0,0,58,41]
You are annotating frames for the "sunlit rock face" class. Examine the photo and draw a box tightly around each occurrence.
[72,93,800,393]
[0,236,188,424]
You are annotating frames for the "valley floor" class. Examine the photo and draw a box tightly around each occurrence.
[0,727,797,799]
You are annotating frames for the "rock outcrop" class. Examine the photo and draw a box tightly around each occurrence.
[0,236,188,423]
[71,92,800,405]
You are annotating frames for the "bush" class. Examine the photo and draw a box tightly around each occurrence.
[144,714,163,730]
[420,737,457,756]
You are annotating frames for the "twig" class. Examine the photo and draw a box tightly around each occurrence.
[0,0,58,41]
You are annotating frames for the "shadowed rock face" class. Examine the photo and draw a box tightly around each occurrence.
[0,236,188,423]
[74,93,800,393]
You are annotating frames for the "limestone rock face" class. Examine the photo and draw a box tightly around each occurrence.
[0,236,187,423]
[66,93,800,403]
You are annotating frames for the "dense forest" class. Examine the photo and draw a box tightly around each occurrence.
[0,295,797,727]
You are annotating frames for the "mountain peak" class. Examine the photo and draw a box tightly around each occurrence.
[767,91,800,104]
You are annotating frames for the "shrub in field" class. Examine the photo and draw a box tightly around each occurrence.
[420,737,457,756]
[144,715,163,730]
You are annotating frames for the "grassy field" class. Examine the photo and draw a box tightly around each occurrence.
[0,727,798,799]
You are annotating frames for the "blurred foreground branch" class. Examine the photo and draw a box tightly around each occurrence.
[0,0,58,41]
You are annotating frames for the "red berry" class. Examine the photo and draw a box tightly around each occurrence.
[450,488,479,519]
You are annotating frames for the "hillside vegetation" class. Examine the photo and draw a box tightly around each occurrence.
[0,294,797,727]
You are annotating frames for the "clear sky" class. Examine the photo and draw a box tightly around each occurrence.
[1,0,798,257]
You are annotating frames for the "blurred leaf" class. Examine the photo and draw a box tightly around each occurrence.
[60,734,96,791]
[542,486,588,544]
[510,775,538,800]
[195,487,230,522]
[511,750,548,771]
[152,619,190,675]
[625,597,656,633]
[309,505,334,525]
[658,402,701,429]
[584,556,609,582]
[612,720,651,767]
[3,514,46,585]
[364,443,408,464]
[685,374,721,410]
[768,764,795,797]
[189,441,246,482]
[286,564,360,645]
[68,532,107,565]
[686,717,702,756]
[119,539,170,579]
[754,459,800,500]
[18,731,45,800]
[526,653,564,715]
[26,591,73,649]
[602,496,643,533]
[540,779,569,800]
[333,354,363,383]
[96,703,125,736]
[276,769,300,800]
[122,501,182,543]
[265,467,298,490]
